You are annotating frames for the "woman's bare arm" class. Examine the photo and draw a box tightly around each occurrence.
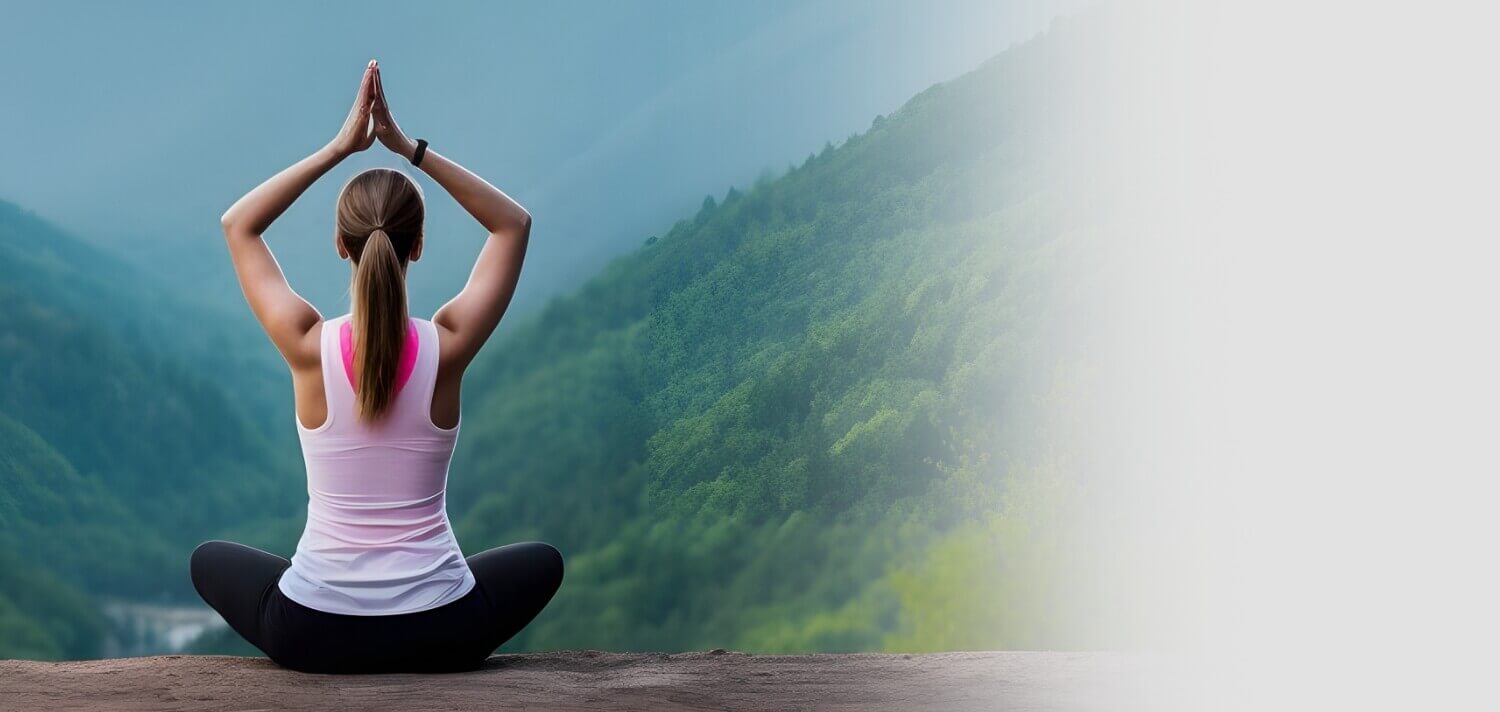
[221,61,378,367]
[370,63,532,372]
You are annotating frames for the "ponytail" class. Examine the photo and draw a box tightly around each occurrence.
[336,167,423,422]
[351,228,408,422]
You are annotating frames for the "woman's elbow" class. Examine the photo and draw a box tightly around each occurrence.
[220,207,259,238]
[504,211,532,243]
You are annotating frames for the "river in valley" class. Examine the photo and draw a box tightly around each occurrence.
[97,599,228,657]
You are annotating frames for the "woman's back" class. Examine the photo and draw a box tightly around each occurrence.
[276,314,476,615]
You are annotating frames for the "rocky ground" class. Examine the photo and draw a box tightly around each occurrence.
[0,650,1148,711]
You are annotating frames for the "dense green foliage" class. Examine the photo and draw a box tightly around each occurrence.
[444,25,1088,653]
[0,201,301,656]
[0,417,111,660]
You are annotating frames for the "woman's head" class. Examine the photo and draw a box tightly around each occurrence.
[335,167,425,422]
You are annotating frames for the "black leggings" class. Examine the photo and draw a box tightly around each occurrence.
[189,539,564,674]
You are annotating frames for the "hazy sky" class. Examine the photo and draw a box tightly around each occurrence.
[1,0,1076,316]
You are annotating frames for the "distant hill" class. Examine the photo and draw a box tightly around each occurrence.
[0,200,291,422]
[0,200,304,656]
[0,416,117,659]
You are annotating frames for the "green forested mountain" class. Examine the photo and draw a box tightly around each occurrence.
[0,201,301,657]
[0,416,114,659]
[442,18,1094,653]
[0,202,292,423]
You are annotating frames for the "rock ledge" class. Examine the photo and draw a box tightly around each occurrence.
[0,650,1132,711]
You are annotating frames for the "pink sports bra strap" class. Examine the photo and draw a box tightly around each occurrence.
[340,319,420,394]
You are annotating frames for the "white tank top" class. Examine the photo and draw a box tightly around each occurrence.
[277,314,477,615]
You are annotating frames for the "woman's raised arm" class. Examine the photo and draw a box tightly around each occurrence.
[221,61,379,367]
[370,63,532,373]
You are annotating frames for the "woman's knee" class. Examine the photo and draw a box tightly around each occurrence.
[469,541,564,591]
[520,541,564,590]
[546,544,564,592]
[189,540,230,588]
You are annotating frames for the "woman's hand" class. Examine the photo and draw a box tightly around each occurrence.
[326,61,378,159]
[371,62,419,161]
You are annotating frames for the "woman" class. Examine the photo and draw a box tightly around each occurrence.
[189,59,561,674]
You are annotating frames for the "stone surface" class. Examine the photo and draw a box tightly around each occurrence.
[0,650,1144,711]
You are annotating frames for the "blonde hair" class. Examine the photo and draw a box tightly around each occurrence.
[335,167,425,422]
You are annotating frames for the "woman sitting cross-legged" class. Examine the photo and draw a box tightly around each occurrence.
[191,59,561,674]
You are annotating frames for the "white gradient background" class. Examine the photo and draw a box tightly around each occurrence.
[1067,1,1500,709]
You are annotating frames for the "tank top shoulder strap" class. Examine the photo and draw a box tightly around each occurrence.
[412,317,442,419]
[319,314,357,426]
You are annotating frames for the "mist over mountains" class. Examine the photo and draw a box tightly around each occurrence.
[0,1,1071,320]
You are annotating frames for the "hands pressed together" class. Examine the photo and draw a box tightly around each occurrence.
[226,56,530,377]
[328,59,417,161]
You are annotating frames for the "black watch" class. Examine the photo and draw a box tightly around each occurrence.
[410,139,429,167]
